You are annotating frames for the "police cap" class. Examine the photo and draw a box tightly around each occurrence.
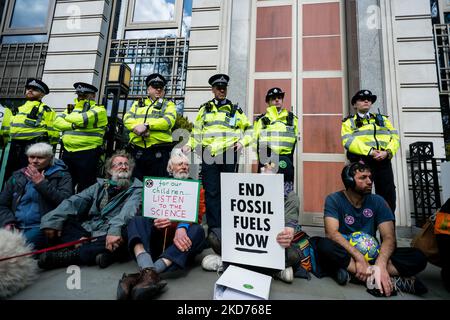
[208,74,230,87]
[25,78,50,95]
[351,89,377,105]
[145,73,167,88]
[265,87,285,103]
[73,82,98,94]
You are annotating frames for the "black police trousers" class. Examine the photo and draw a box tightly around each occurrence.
[127,144,171,181]
[62,147,101,193]
[201,149,239,232]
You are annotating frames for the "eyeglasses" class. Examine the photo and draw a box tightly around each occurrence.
[111,162,129,168]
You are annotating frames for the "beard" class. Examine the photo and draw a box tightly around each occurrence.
[173,171,189,179]
[111,170,132,188]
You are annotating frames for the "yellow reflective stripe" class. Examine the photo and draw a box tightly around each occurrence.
[203,132,241,138]
[11,132,46,138]
[63,131,104,138]
[91,109,99,128]
[204,121,233,128]
[345,137,355,149]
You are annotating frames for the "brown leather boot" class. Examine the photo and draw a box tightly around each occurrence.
[130,268,167,300]
[116,272,141,300]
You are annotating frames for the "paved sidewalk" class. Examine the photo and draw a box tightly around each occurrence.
[10,227,450,300]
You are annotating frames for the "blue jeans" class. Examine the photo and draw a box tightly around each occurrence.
[127,216,206,270]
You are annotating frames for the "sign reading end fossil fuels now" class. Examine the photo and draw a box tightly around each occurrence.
[221,173,285,270]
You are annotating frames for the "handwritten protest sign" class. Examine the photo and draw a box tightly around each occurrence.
[221,173,285,270]
[143,177,200,223]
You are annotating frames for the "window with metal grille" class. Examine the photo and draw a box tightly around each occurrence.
[108,37,189,112]
[0,42,47,98]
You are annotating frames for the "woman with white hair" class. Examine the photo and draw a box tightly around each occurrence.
[0,142,72,249]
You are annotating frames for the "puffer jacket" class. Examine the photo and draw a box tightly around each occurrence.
[0,159,73,227]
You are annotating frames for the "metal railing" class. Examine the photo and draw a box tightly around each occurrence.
[108,37,189,102]
[0,42,48,98]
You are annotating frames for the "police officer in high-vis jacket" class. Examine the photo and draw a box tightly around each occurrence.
[341,89,400,212]
[54,82,107,193]
[124,73,177,180]
[4,78,58,181]
[254,87,298,186]
[183,73,252,254]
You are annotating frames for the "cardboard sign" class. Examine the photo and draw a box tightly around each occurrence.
[143,177,200,223]
[221,173,285,270]
[214,265,271,300]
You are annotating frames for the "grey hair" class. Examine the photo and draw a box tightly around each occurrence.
[167,148,190,175]
[25,143,54,165]
[105,150,135,178]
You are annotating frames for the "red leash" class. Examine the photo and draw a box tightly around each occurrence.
[0,236,98,262]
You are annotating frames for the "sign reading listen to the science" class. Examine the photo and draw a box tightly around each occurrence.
[221,173,285,270]
[143,177,200,223]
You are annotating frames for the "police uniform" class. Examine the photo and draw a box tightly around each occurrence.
[124,73,177,180]
[341,90,400,212]
[4,78,58,181]
[188,73,252,236]
[253,87,298,183]
[54,82,107,192]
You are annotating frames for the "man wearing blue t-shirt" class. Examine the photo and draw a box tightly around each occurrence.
[314,162,428,296]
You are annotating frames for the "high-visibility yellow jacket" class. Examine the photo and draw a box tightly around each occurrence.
[0,107,12,146]
[9,100,59,145]
[54,99,108,152]
[188,99,252,156]
[341,113,400,157]
[253,106,298,157]
[124,97,177,149]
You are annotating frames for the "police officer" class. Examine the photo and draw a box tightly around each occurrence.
[182,73,252,254]
[254,87,298,186]
[4,78,58,181]
[124,73,177,180]
[54,82,107,193]
[341,89,400,212]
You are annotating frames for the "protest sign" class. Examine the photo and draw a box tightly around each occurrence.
[143,177,200,223]
[221,173,285,270]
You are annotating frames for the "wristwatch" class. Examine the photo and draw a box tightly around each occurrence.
[386,149,393,159]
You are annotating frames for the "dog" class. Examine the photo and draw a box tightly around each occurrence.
[0,229,38,299]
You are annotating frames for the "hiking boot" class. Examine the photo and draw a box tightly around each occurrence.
[117,272,141,300]
[274,267,294,284]
[201,254,223,272]
[207,232,221,255]
[391,276,428,295]
[38,248,81,270]
[95,252,115,269]
[130,268,167,300]
[332,268,350,286]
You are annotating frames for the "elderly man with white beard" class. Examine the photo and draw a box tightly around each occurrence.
[116,149,206,300]
[38,150,142,270]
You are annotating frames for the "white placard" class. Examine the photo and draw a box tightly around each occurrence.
[221,173,285,270]
[143,177,200,223]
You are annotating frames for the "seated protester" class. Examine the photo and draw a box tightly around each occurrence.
[435,198,450,292]
[0,142,72,249]
[116,149,206,300]
[201,156,312,284]
[313,162,428,296]
[38,150,142,269]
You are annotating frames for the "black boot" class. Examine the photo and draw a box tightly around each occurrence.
[38,248,82,270]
